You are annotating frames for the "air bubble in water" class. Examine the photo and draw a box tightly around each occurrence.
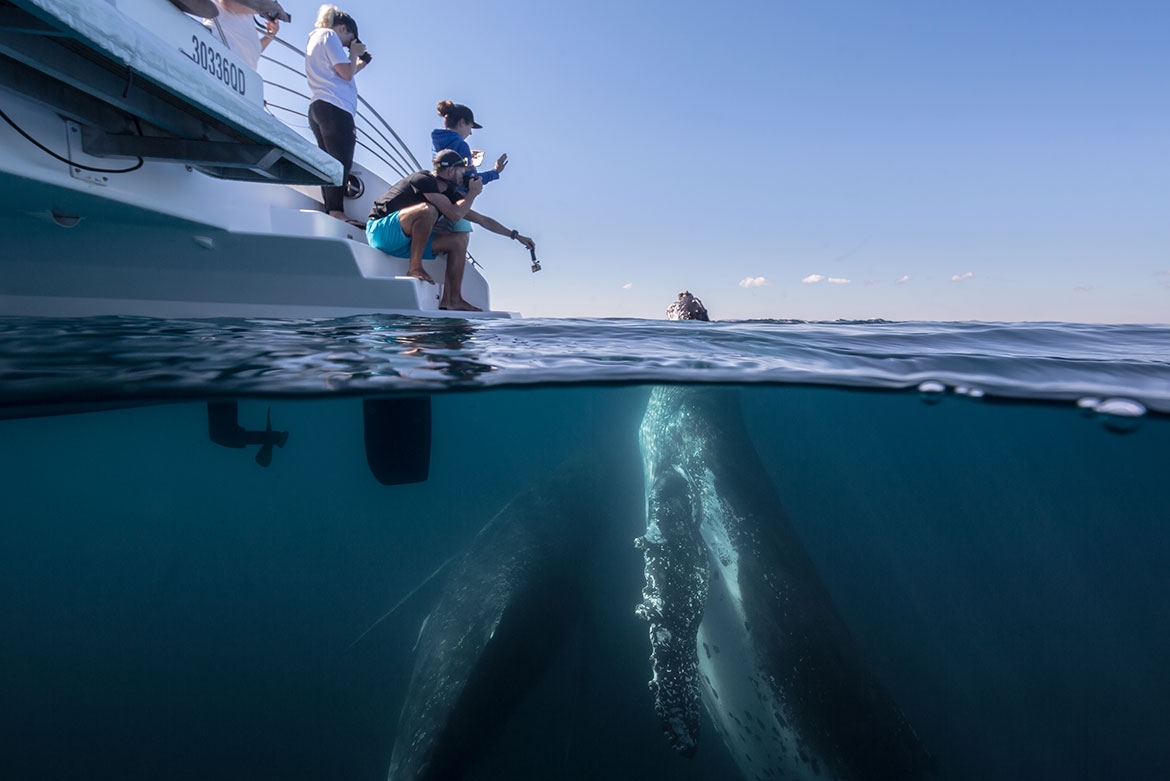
[1094,398,1146,434]
[1076,397,1102,416]
[918,381,945,404]
[967,388,985,399]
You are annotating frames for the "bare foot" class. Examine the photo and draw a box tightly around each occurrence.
[406,268,435,284]
[328,211,365,228]
[439,299,483,312]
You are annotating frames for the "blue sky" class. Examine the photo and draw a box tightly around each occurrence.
[280,1,1168,322]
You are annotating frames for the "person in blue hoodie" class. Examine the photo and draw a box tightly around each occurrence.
[431,100,507,232]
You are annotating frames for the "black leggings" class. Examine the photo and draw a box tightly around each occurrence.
[308,100,355,214]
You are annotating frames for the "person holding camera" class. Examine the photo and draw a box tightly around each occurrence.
[305,4,370,226]
[366,150,535,312]
[432,100,508,188]
[430,100,508,234]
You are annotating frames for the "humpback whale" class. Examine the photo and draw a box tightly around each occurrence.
[637,386,934,780]
[636,294,934,780]
[384,291,930,780]
[386,465,600,781]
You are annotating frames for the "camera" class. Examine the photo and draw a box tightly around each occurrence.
[529,247,541,273]
[461,172,479,189]
[354,38,371,63]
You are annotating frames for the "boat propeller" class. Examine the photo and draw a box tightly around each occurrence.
[207,402,289,467]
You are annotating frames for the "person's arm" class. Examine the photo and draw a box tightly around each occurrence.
[468,152,506,185]
[259,18,278,52]
[475,168,500,185]
[464,210,535,251]
[423,177,483,222]
[330,37,368,80]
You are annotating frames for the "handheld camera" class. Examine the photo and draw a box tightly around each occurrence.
[354,38,372,63]
[529,246,541,273]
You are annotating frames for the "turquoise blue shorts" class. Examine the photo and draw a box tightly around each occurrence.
[366,212,436,259]
[436,217,473,233]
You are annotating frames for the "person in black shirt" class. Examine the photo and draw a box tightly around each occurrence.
[367,149,535,311]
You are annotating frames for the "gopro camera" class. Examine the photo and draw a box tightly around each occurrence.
[529,246,541,273]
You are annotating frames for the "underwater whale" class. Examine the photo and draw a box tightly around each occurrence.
[385,465,599,781]
[637,385,934,780]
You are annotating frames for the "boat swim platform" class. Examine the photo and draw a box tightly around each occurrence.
[0,170,506,320]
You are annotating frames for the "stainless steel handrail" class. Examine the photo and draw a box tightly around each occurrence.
[260,33,423,181]
[255,32,483,268]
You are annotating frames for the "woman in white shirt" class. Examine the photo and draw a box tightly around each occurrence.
[305,4,370,226]
[204,0,281,70]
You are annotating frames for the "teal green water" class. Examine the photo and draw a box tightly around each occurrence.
[1,384,1166,780]
[1,317,1167,779]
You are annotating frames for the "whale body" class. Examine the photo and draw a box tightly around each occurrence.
[386,465,598,781]
[637,386,934,780]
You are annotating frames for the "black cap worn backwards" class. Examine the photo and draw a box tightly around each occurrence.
[433,149,469,168]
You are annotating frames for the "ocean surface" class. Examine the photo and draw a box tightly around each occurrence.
[1,316,1167,781]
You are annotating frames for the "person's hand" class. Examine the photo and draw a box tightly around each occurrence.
[515,233,534,251]
[265,19,280,35]
[494,153,509,174]
[349,40,367,60]
[466,176,484,197]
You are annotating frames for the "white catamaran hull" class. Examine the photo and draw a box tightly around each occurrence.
[0,0,509,318]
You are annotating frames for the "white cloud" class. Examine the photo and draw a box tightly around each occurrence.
[738,276,770,288]
[622,282,633,290]
[896,275,911,285]
[827,277,851,284]
[951,272,974,282]
[801,274,824,284]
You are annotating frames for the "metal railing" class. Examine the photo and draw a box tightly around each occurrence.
[258,33,422,182]
[247,29,483,268]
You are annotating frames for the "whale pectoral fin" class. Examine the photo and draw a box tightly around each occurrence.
[635,469,710,756]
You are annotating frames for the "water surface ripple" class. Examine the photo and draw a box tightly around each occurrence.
[1,316,1167,412]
